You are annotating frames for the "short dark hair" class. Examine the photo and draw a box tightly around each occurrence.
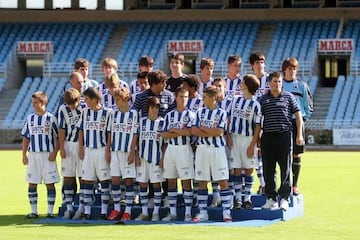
[203,85,220,102]
[170,53,185,64]
[138,55,154,67]
[83,87,101,101]
[147,96,160,110]
[182,74,200,91]
[148,70,167,86]
[137,71,148,79]
[281,57,299,72]
[242,74,260,95]
[227,55,242,65]
[269,71,282,82]
[249,51,266,65]
[74,58,89,70]
[200,58,215,69]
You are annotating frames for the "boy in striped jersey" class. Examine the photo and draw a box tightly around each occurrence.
[21,91,60,219]
[129,55,153,102]
[223,55,243,99]
[198,58,215,95]
[58,88,86,219]
[227,74,262,210]
[191,86,232,223]
[135,97,165,221]
[162,87,195,222]
[99,58,129,107]
[106,87,139,221]
[182,74,204,112]
[77,87,112,220]
[103,72,122,110]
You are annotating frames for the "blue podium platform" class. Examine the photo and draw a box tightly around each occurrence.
[57,193,304,222]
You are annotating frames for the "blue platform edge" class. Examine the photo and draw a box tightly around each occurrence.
[47,194,304,224]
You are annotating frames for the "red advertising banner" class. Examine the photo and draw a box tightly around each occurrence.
[17,41,53,55]
[168,40,203,53]
[318,39,354,53]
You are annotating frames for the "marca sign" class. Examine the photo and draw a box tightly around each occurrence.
[17,41,53,55]
[318,39,354,53]
[168,40,203,53]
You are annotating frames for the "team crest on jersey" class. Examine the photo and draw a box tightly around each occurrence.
[193,104,199,110]
[183,116,189,123]
[280,97,284,102]
[214,114,221,121]
[127,118,133,124]
[245,106,252,117]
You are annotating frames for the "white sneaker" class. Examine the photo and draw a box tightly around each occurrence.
[223,211,232,222]
[148,198,154,208]
[62,210,74,219]
[262,198,278,210]
[280,199,289,211]
[151,213,160,221]
[133,194,140,205]
[192,212,209,223]
[234,200,242,209]
[135,213,148,221]
[72,209,83,220]
[184,213,192,222]
[161,213,177,221]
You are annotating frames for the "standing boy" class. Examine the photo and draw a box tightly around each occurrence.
[224,55,243,98]
[162,87,195,222]
[135,97,165,221]
[198,58,215,94]
[74,58,99,90]
[191,86,232,223]
[227,74,262,210]
[281,57,313,195]
[21,91,60,219]
[106,87,138,221]
[77,87,112,220]
[166,53,186,93]
[58,88,85,219]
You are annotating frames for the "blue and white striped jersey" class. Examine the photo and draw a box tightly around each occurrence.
[163,109,195,145]
[108,108,139,152]
[224,74,243,98]
[255,74,270,98]
[58,103,86,142]
[129,79,141,103]
[194,107,227,147]
[187,95,204,113]
[260,90,300,133]
[228,96,262,136]
[21,111,58,152]
[198,79,213,95]
[138,117,164,165]
[98,81,129,109]
[218,94,234,115]
[77,106,112,148]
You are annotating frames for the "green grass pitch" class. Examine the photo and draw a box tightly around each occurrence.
[0,150,359,240]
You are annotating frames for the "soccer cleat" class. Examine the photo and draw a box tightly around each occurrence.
[192,212,209,223]
[151,213,160,221]
[234,200,242,209]
[184,213,192,222]
[262,198,278,210]
[280,199,289,211]
[25,213,38,219]
[292,186,300,196]
[135,213,149,221]
[81,213,91,220]
[257,186,266,195]
[108,210,122,221]
[209,197,221,208]
[161,213,177,221]
[72,209,83,220]
[99,214,108,220]
[121,212,131,221]
[242,201,253,210]
[62,210,74,219]
[223,212,232,222]
[46,213,55,218]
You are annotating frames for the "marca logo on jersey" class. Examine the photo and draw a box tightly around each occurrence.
[140,131,160,140]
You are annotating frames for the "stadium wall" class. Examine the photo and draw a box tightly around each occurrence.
[0,8,360,23]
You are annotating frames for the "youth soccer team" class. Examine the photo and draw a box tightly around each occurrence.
[21,52,312,223]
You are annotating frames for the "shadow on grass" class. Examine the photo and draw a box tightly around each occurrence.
[0,215,124,227]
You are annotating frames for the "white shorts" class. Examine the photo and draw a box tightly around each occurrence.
[163,144,194,180]
[61,141,82,178]
[82,147,111,181]
[136,160,164,184]
[26,152,60,184]
[110,151,136,179]
[194,145,229,182]
[230,134,259,169]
